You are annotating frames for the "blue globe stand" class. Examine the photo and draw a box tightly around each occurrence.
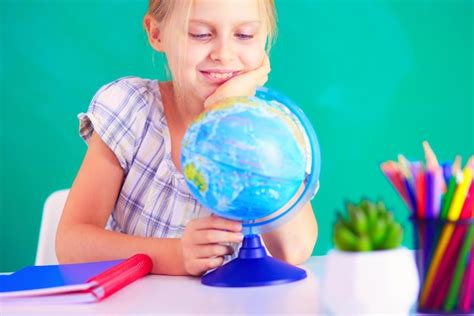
[201,234,307,287]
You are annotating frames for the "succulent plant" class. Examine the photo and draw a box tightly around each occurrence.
[333,198,403,251]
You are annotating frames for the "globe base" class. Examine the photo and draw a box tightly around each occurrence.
[201,235,307,287]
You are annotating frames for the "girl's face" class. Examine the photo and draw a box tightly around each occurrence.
[163,0,268,103]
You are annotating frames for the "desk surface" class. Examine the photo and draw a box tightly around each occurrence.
[1,257,325,315]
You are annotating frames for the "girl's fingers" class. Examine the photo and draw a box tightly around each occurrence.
[192,215,242,232]
[258,54,271,75]
[194,229,244,245]
[235,54,270,82]
[194,244,235,258]
[257,74,268,86]
[189,257,225,275]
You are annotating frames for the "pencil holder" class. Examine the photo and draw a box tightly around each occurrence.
[410,217,474,314]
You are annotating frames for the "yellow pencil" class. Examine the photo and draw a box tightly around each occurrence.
[447,160,473,221]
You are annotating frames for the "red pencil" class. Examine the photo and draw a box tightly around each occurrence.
[459,182,474,219]
[417,170,426,219]
[460,246,474,312]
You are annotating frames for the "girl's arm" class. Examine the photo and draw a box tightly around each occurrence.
[56,131,242,275]
[262,202,318,265]
[56,132,187,275]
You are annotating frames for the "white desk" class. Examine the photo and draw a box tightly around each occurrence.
[1,257,325,315]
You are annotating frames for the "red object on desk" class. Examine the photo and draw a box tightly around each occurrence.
[88,254,153,301]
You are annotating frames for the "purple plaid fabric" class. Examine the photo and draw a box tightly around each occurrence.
[78,77,213,238]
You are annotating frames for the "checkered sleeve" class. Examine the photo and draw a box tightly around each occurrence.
[78,77,149,173]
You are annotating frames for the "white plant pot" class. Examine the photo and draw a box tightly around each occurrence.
[322,247,419,315]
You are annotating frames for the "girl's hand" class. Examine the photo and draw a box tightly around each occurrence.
[181,215,243,276]
[204,55,271,108]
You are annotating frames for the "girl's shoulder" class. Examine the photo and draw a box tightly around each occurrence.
[87,76,166,130]
[91,76,162,113]
[79,76,164,172]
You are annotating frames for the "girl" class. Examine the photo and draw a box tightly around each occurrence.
[56,0,318,276]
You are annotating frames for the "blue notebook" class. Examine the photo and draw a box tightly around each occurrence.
[0,254,152,304]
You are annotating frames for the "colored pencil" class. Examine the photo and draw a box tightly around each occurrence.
[381,162,410,207]
[397,157,418,213]
[441,176,458,220]
[425,170,434,219]
[416,171,426,219]
[447,165,473,221]
[460,250,474,312]
[423,142,445,218]
[459,182,474,220]
[442,161,453,186]
[423,141,445,192]
[432,170,444,218]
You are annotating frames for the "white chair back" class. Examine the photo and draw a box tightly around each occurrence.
[35,189,69,265]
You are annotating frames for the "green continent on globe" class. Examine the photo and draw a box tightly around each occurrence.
[183,163,208,193]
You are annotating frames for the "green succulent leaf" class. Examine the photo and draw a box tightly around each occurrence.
[333,224,358,251]
[355,234,372,251]
[382,222,404,249]
[345,203,367,234]
[369,218,388,249]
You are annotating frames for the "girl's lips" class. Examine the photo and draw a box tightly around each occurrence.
[200,70,241,84]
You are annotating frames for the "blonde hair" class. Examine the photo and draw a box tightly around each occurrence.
[145,0,277,51]
[144,0,277,96]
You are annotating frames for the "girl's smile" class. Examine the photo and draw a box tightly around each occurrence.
[199,69,243,85]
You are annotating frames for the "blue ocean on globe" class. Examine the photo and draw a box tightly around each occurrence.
[181,96,308,221]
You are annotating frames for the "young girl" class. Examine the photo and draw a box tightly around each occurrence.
[56,0,318,276]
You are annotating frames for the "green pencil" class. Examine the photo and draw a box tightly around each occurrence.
[440,177,457,219]
[443,225,474,311]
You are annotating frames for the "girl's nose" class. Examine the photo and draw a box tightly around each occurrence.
[210,38,235,63]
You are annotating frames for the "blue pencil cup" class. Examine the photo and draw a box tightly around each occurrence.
[411,217,474,314]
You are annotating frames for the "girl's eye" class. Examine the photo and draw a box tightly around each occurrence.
[235,34,254,40]
[189,33,211,40]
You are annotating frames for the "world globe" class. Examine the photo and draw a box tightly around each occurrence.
[182,96,307,221]
[181,87,320,287]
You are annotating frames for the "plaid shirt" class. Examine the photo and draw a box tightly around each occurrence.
[78,77,213,238]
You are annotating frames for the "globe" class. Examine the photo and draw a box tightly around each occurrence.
[181,87,320,287]
[182,96,307,222]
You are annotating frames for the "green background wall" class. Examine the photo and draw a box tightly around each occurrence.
[1,0,472,272]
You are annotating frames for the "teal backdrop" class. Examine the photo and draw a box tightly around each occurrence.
[1,0,472,271]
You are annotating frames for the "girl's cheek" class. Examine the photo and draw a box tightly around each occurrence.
[187,44,211,65]
[240,47,265,70]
